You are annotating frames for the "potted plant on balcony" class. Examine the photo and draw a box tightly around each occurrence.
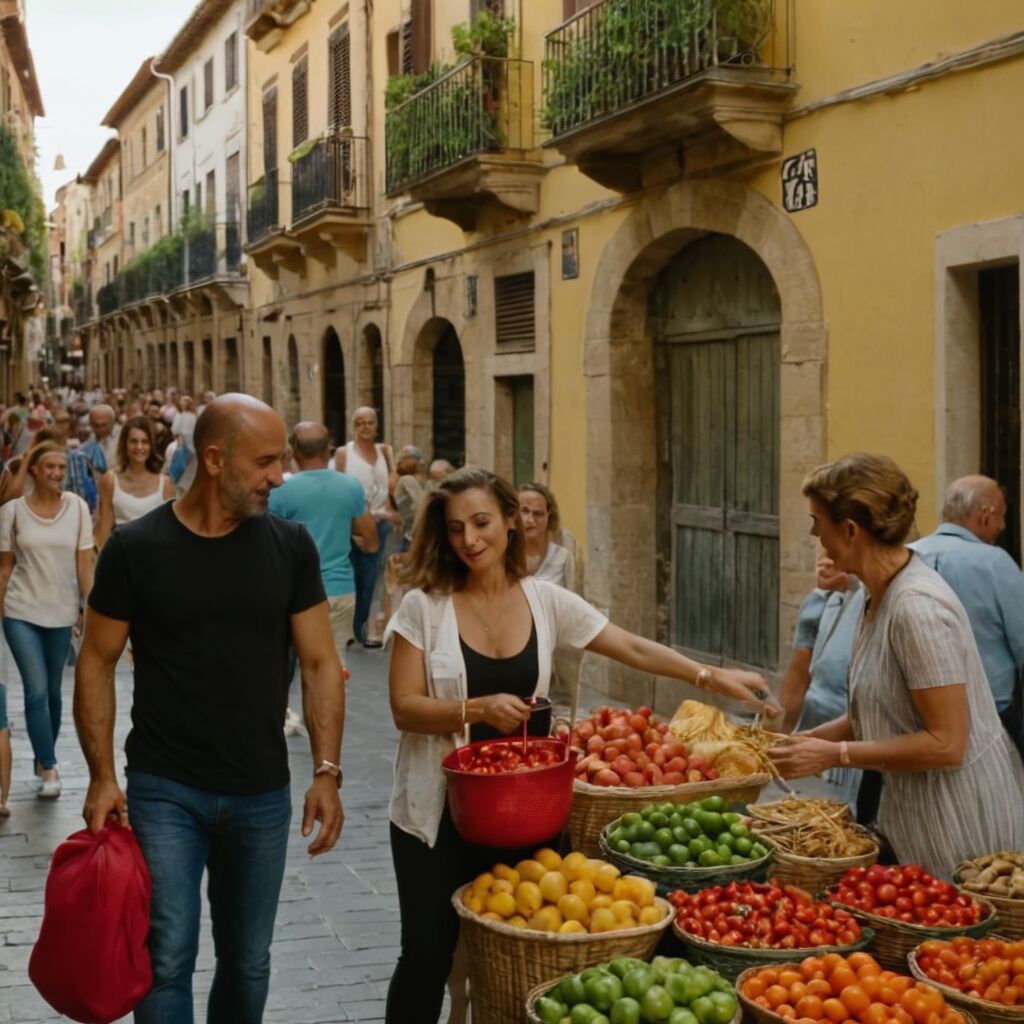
[714,0,773,63]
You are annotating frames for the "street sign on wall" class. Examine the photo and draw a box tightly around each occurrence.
[782,149,818,212]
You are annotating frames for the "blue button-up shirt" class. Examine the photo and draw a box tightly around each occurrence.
[910,523,1024,710]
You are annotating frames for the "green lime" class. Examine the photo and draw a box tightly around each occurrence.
[640,985,674,1022]
[700,795,725,812]
[668,813,684,830]
[608,958,647,979]
[750,842,768,859]
[584,973,624,1012]
[672,825,690,844]
[622,966,656,1000]
[631,841,661,861]
[652,854,672,867]
[688,836,710,859]
[717,832,736,850]
[730,854,747,865]
[722,811,740,825]
[649,811,669,829]
[698,850,723,867]
[608,828,626,847]
[622,812,642,827]
[637,820,656,841]
[653,828,674,849]
[641,804,658,820]
[609,998,641,1024]
[729,821,749,838]
[668,843,690,865]
[560,974,587,1006]
[615,839,631,854]
[668,1010,698,1024]
[535,996,568,1024]
[682,817,702,837]
[570,1005,601,1024]
[734,836,752,855]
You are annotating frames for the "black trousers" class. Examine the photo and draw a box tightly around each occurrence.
[385,805,537,1024]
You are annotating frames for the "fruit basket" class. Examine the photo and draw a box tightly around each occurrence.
[765,842,879,893]
[908,947,1024,1024]
[453,887,674,1024]
[953,860,1024,940]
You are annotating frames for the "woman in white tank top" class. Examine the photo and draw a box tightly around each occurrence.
[95,415,174,548]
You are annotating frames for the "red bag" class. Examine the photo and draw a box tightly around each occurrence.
[29,821,153,1023]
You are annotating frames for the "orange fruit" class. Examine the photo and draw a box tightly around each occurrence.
[839,984,871,1016]
[765,985,790,1009]
[822,997,848,1022]
[794,995,824,1019]
[830,966,858,996]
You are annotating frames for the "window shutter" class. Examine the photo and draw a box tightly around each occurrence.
[494,272,536,349]
[328,25,352,129]
[204,58,214,110]
[410,0,431,75]
[472,0,503,15]
[292,57,308,146]
[400,20,414,75]
[262,87,278,171]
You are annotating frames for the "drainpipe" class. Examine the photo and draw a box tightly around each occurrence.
[150,61,176,233]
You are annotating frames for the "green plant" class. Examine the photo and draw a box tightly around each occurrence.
[451,10,516,59]
[0,124,47,283]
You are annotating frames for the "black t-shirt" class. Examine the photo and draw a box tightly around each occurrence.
[88,502,326,794]
[461,620,539,742]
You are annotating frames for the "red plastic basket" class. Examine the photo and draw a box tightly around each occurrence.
[442,738,577,848]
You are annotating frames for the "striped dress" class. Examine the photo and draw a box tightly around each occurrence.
[848,555,1024,877]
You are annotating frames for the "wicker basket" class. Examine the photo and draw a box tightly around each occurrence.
[827,894,999,971]
[453,887,674,1024]
[762,841,879,892]
[525,976,742,1024]
[736,965,979,1024]
[952,868,1024,941]
[908,948,1024,1024]
[671,923,875,981]
[569,773,770,857]
[598,824,774,894]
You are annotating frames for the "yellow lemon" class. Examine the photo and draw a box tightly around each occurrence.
[560,851,588,881]
[590,894,613,911]
[589,907,617,933]
[515,859,547,883]
[610,899,637,923]
[638,905,664,926]
[569,879,596,905]
[485,891,516,918]
[535,848,562,872]
[557,893,589,924]
[594,862,621,894]
[463,891,485,914]
[614,874,654,908]
[538,870,569,904]
[492,864,520,888]
[481,911,503,922]
[528,905,563,932]
[491,878,515,896]
[514,881,543,917]
[471,871,495,893]
[559,919,587,934]
[574,859,599,884]
[507,914,529,929]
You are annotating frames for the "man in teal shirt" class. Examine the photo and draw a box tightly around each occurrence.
[911,475,1024,746]
[270,423,378,661]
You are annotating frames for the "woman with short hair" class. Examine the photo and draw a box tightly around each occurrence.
[771,452,1024,874]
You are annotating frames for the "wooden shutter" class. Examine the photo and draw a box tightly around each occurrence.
[262,86,277,171]
[400,20,414,74]
[204,58,214,110]
[471,0,503,14]
[328,25,352,129]
[225,32,238,91]
[292,57,308,146]
[494,272,535,349]
[410,0,432,75]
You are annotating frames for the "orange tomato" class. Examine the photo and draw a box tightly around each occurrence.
[806,978,833,998]
[779,969,803,989]
[743,977,766,1000]
[821,997,848,1023]
[794,995,824,1019]
[776,1003,796,1019]
[800,956,825,980]
[879,984,901,1006]
[822,953,845,973]
[861,1004,891,1024]
[839,984,871,1016]
[760,968,781,987]
[765,984,790,1009]
[860,974,883,1000]
[848,952,880,972]
[829,966,858,996]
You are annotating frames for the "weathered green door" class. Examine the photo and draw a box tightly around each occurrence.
[654,235,781,670]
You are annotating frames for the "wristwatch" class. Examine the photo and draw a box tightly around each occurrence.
[314,759,343,787]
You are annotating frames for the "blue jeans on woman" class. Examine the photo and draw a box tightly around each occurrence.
[3,618,72,770]
[126,771,292,1024]
[351,518,391,643]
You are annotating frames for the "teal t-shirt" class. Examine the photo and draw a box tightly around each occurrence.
[269,469,366,597]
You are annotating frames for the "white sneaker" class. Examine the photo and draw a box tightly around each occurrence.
[283,708,304,737]
[37,776,61,800]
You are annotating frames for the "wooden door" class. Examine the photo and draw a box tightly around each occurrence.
[323,328,346,446]
[433,326,465,466]
[655,235,781,670]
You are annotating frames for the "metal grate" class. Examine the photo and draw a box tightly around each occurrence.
[494,272,535,349]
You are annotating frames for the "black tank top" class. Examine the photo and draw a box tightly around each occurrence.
[460,620,539,742]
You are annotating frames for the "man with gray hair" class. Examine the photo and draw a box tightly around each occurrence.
[911,475,1024,745]
[80,403,120,476]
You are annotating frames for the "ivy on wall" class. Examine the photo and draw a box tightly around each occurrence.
[0,125,47,284]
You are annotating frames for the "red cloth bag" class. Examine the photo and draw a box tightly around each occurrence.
[29,821,153,1023]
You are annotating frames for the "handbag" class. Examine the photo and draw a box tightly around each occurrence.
[168,442,192,484]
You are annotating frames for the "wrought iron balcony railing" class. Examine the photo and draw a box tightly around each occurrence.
[247,169,281,244]
[292,135,370,224]
[543,0,778,139]
[385,56,533,195]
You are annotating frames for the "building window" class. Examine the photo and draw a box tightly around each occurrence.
[262,86,278,172]
[494,272,536,349]
[292,56,308,146]
[195,181,202,215]
[143,215,150,248]
[205,170,216,217]
[180,85,189,137]
[141,126,147,169]
[182,189,190,217]
[328,25,352,129]
[128,221,135,248]
[113,255,119,276]
[156,105,165,151]
[204,58,214,111]
[155,204,162,237]
[225,31,238,91]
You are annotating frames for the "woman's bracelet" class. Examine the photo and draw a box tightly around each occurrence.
[838,740,850,767]
[694,666,714,691]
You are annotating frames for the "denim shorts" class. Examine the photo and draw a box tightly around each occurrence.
[0,683,7,731]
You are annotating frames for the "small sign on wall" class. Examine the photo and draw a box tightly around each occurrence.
[782,149,818,212]
[561,228,579,280]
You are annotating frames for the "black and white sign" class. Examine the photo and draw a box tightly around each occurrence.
[782,149,818,212]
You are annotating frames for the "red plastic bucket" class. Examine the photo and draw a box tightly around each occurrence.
[442,738,577,848]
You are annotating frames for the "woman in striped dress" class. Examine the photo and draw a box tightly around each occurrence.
[770,453,1024,877]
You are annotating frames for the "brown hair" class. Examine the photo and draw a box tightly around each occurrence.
[25,440,67,476]
[403,467,527,594]
[518,481,561,538]
[802,452,918,546]
[116,415,163,474]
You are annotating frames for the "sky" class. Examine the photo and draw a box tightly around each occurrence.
[27,0,199,209]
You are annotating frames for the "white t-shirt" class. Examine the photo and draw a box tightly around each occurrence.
[0,493,94,627]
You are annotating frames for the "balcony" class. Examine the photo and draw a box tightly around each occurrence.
[385,56,545,231]
[290,134,371,264]
[543,0,796,190]
[245,0,311,50]
[245,169,303,278]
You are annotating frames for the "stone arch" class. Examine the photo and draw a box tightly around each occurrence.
[584,178,826,706]
[407,317,466,465]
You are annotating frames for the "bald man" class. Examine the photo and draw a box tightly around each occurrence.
[911,475,1024,745]
[75,395,345,1024]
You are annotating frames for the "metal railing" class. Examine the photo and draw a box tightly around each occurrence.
[543,0,779,138]
[385,56,533,195]
[292,134,370,224]
[247,169,280,244]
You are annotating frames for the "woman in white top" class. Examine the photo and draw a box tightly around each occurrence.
[95,415,174,548]
[0,442,95,799]
[334,406,399,645]
[383,468,777,1024]
[518,481,578,591]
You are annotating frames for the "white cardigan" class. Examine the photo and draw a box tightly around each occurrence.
[384,576,607,846]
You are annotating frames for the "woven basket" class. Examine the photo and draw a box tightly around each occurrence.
[827,894,999,971]
[762,841,879,892]
[525,976,742,1024]
[569,773,770,857]
[736,965,979,1024]
[453,887,674,1024]
[598,825,774,894]
[671,923,875,981]
[908,948,1024,1024]
[952,868,1024,941]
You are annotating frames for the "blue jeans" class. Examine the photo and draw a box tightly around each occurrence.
[351,518,391,643]
[3,618,72,770]
[127,771,292,1024]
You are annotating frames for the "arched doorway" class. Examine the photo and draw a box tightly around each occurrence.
[323,327,346,445]
[360,324,385,440]
[286,335,300,428]
[653,234,781,670]
[432,325,465,466]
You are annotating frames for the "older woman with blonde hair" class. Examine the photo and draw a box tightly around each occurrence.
[771,452,1024,875]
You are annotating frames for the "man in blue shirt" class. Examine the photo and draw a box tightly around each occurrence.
[269,422,378,663]
[911,475,1024,746]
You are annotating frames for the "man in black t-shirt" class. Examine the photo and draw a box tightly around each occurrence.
[74,394,345,1024]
